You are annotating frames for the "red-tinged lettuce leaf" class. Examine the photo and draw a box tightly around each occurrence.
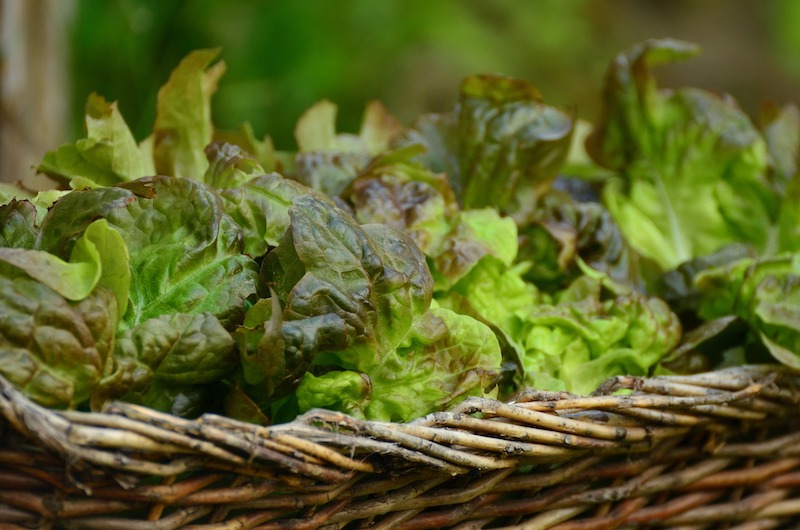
[760,102,800,193]
[209,143,326,257]
[517,188,641,291]
[586,39,775,270]
[341,145,458,255]
[693,253,800,369]
[400,74,574,221]
[0,267,117,409]
[0,200,38,249]
[293,101,403,196]
[204,142,265,190]
[153,48,225,179]
[35,176,258,330]
[213,121,285,174]
[38,93,152,188]
[255,196,501,421]
[92,312,236,415]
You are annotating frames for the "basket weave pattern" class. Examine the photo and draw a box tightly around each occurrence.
[1,365,799,529]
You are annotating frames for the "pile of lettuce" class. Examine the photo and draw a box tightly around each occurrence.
[1,39,799,424]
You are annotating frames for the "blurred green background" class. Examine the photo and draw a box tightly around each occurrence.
[4,0,800,188]
[68,0,800,150]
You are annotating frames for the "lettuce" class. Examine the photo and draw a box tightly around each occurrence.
[693,254,800,369]
[587,39,775,270]
[39,93,152,187]
[521,275,682,395]
[0,221,127,408]
[254,196,502,421]
[400,74,574,222]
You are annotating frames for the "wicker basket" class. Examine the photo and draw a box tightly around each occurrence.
[1,364,799,529]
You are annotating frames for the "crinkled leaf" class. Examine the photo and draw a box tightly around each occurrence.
[0,200,38,249]
[0,268,116,409]
[521,276,681,395]
[342,145,459,254]
[365,306,501,421]
[256,196,500,420]
[265,197,433,363]
[39,93,149,187]
[400,75,573,220]
[296,370,371,418]
[293,101,403,196]
[153,48,225,179]
[36,177,257,329]
[219,173,320,257]
[431,209,518,290]
[94,312,235,412]
[586,39,774,270]
[656,243,756,315]
[693,253,800,369]
[518,188,640,291]
[204,142,264,189]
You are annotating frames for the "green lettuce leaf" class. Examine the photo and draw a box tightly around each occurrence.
[521,275,681,395]
[153,48,226,179]
[693,253,800,369]
[93,312,236,414]
[296,370,371,418]
[38,93,151,187]
[0,183,33,205]
[586,39,774,270]
[35,176,257,330]
[0,219,129,312]
[760,102,800,193]
[429,208,518,291]
[219,172,321,257]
